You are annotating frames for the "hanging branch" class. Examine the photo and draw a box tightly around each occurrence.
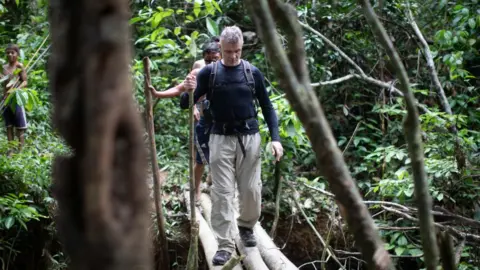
[143,57,170,269]
[245,0,394,269]
[357,2,439,269]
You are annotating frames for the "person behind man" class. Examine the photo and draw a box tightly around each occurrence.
[192,40,221,71]
[180,42,221,202]
[149,42,221,202]
[182,26,283,265]
[149,42,220,104]
[1,44,28,151]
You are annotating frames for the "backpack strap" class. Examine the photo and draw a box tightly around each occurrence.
[208,61,218,100]
[242,59,259,114]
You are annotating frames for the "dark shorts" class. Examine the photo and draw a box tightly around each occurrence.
[2,104,27,129]
[195,117,211,165]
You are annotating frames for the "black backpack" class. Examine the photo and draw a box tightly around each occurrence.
[202,59,259,124]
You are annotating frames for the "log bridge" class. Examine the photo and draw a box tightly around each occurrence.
[184,186,298,270]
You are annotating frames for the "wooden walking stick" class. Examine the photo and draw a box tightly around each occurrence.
[142,56,170,269]
[186,72,199,270]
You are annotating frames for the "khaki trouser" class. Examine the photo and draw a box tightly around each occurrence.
[209,133,262,253]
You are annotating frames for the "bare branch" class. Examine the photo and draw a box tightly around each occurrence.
[358,1,439,269]
[433,206,480,229]
[342,121,362,155]
[382,206,480,243]
[304,24,440,119]
[335,249,424,258]
[300,21,366,77]
[311,74,357,87]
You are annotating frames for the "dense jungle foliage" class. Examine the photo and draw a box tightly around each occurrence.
[0,0,479,269]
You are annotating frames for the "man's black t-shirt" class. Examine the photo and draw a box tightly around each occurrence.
[180,61,280,142]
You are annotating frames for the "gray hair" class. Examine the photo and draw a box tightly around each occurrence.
[220,26,244,44]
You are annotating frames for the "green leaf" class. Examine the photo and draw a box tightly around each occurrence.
[129,17,144,25]
[15,0,19,6]
[189,39,197,58]
[206,17,219,36]
[404,188,414,197]
[15,91,24,106]
[395,247,405,256]
[409,248,423,256]
[174,27,181,36]
[397,236,408,246]
[193,1,201,17]
[211,0,222,13]
[4,216,14,229]
[204,0,215,15]
[152,13,162,28]
[468,18,476,29]
[353,137,360,147]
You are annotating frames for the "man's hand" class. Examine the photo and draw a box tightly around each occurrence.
[183,74,196,92]
[271,141,284,162]
[194,106,200,121]
[148,84,156,93]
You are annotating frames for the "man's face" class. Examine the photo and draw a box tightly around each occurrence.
[6,49,18,63]
[204,52,221,65]
[220,40,242,66]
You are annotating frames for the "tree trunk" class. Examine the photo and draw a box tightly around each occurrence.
[245,0,394,269]
[48,0,152,269]
[357,1,439,269]
[143,57,170,269]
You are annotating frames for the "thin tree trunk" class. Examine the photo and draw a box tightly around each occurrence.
[48,0,151,269]
[405,7,466,170]
[245,1,394,269]
[357,1,439,269]
[438,232,457,270]
[143,57,169,269]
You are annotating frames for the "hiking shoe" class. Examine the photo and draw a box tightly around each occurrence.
[239,226,257,247]
[212,250,232,265]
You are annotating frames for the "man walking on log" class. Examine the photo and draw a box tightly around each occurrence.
[181,26,283,265]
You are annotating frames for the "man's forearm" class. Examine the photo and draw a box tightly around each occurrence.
[152,84,183,99]
[263,110,281,142]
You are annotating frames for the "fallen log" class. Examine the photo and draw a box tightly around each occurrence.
[254,224,298,270]
[200,193,246,268]
[234,234,269,270]
[186,190,243,270]
[203,192,296,270]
